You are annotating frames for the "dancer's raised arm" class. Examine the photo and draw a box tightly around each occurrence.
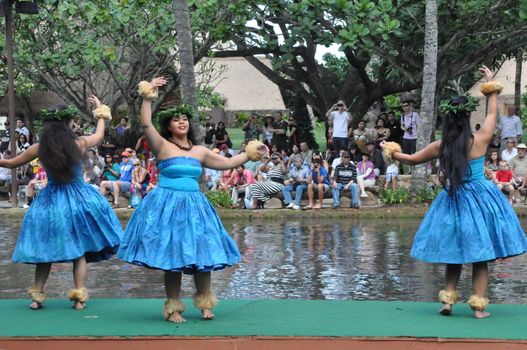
[476,66,499,144]
[0,143,38,169]
[78,95,108,151]
[138,77,168,155]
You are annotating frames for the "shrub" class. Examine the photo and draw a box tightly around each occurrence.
[379,187,410,205]
[206,190,233,208]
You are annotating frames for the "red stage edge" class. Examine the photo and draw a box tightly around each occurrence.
[2,336,527,350]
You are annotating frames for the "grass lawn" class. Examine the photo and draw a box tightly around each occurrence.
[227,124,328,151]
[227,126,441,152]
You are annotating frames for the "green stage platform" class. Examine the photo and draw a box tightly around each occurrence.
[1,298,526,340]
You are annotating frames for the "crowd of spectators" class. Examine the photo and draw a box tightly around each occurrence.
[1,101,525,209]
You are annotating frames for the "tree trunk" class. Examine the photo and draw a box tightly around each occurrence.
[173,0,202,143]
[515,51,523,113]
[412,0,438,190]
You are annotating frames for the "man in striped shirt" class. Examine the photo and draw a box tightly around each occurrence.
[331,151,360,209]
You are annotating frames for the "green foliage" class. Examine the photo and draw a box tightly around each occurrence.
[235,112,250,127]
[383,95,402,118]
[438,95,479,115]
[198,86,225,110]
[291,92,318,149]
[381,186,441,205]
[522,91,527,129]
[413,187,441,203]
[379,188,410,205]
[206,190,233,208]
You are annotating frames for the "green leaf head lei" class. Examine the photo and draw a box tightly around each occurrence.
[39,105,79,122]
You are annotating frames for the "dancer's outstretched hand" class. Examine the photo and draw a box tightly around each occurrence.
[479,66,493,82]
[379,140,387,149]
[150,77,167,88]
[88,95,102,109]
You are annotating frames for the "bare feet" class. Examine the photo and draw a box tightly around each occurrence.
[313,203,322,209]
[201,309,215,320]
[73,300,86,310]
[439,303,452,316]
[29,301,43,310]
[167,311,186,323]
[473,310,491,319]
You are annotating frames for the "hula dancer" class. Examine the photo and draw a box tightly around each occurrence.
[382,66,527,318]
[0,97,122,310]
[118,77,267,323]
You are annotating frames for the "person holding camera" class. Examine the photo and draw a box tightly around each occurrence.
[242,113,263,142]
[100,153,120,182]
[327,100,352,151]
[401,100,420,155]
[306,155,330,209]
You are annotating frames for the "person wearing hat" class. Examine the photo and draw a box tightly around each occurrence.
[331,151,359,209]
[99,151,134,207]
[511,143,527,189]
[250,152,287,209]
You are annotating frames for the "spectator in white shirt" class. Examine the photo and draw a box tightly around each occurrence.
[498,106,522,151]
[15,119,30,138]
[501,138,518,163]
[327,100,352,151]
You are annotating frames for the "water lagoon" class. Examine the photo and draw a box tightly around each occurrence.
[1,218,527,303]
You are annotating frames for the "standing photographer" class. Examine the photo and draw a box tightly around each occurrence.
[400,100,420,155]
[327,100,352,151]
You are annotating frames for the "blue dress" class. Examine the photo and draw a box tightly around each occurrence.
[12,165,123,264]
[117,157,241,274]
[411,156,527,264]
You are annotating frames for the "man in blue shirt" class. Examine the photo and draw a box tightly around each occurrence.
[283,156,309,210]
[307,156,330,209]
[99,151,134,207]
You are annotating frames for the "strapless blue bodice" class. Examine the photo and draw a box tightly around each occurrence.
[157,157,202,192]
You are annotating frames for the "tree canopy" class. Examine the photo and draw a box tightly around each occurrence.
[213,0,527,120]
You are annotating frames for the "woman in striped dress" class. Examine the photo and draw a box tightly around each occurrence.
[250,152,287,209]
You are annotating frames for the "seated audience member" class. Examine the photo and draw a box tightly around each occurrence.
[357,152,376,197]
[484,150,500,179]
[351,120,372,145]
[100,152,120,181]
[0,150,12,185]
[250,152,287,209]
[218,154,236,191]
[501,138,518,163]
[331,151,359,209]
[230,165,256,208]
[306,154,330,209]
[384,160,399,191]
[372,118,391,150]
[511,143,527,188]
[494,160,515,204]
[214,121,230,150]
[23,160,47,208]
[145,158,159,193]
[130,158,148,192]
[283,156,309,210]
[16,134,30,155]
[331,148,347,170]
[349,143,362,163]
[83,161,100,189]
[299,142,313,164]
[99,151,134,207]
[287,143,302,169]
[366,141,385,175]
[86,149,102,175]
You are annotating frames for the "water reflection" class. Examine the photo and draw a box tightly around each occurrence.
[1,218,527,303]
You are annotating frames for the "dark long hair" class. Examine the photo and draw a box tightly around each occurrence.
[159,115,197,144]
[38,108,82,183]
[438,96,473,196]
